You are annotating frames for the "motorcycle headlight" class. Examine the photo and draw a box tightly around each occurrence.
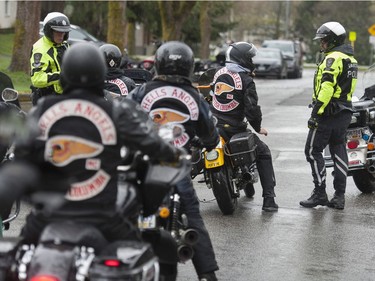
[206,150,218,161]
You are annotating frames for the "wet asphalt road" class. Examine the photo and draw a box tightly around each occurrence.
[5,68,375,281]
[177,68,375,281]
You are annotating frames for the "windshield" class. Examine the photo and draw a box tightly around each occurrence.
[363,63,375,91]
[256,49,281,59]
[70,28,100,42]
[263,42,293,53]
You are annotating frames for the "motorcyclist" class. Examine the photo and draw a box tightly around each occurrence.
[8,42,183,245]
[99,43,136,99]
[128,41,220,281]
[300,22,358,210]
[209,41,279,212]
[30,12,71,106]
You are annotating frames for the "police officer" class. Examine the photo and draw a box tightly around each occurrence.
[99,43,136,100]
[210,41,279,212]
[128,41,220,281]
[15,42,182,245]
[30,12,71,106]
[300,22,358,210]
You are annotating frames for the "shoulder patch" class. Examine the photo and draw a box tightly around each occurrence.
[32,53,43,68]
[324,58,335,71]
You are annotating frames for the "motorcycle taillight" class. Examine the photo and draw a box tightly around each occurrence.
[347,140,359,149]
[30,275,60,281]
[104,259,121,267]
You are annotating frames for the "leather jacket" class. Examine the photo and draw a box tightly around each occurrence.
[15,88,178,214]
[128,75,219,151]
[210,64,263,133]
[104,68,136,98]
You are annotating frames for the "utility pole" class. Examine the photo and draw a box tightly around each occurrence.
[285,0,290,39]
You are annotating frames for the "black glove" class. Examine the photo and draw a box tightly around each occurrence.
[308,117,319,129]
[190,136,204,149]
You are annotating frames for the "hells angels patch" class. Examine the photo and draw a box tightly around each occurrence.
[32,53,42,68]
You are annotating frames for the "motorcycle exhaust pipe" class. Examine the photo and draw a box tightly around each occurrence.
[368,165,375,173]
[242,171,253,181]
[177,244,194,262]
[180,229,199,246]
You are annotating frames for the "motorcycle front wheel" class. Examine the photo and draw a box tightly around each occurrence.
[208,167,237,215]
[352,170,375,193]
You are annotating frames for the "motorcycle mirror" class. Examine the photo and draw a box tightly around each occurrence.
[197,68,217,99]
[158,123,184,143]
[1,88,19,102]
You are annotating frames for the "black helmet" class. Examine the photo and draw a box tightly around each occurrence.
[154,41,194,77]
[226,41,257,71]
[313,21,346,51]
[60,43,106,89]
[43,12,71,42]
[99,44,122,68]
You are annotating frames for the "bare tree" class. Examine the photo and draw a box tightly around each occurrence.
[158,1,196,41]
[107,1,126,51]
[9,1,41,73]
[199,2,212,59]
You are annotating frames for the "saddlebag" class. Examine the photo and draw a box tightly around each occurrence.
[225,132,257,167]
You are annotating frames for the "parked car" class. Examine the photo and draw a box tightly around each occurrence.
[261,39,303,78]
[39,22,105,47]
[253,47,287,79]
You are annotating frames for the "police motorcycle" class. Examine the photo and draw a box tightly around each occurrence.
[324,63,375,193]
[194,69,259,215]
[0,125,191,281]
[0,84,24,236]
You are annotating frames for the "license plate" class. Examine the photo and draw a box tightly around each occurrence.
[347,128,362,139]
[138,215,156,229]
[348,149,366,167]
[258,66,265,71]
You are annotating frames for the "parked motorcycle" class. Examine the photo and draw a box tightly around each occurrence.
[191,132,258,215]
[194,69,260,215]
[324,63,375,193]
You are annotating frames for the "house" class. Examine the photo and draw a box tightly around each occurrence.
[0,0,17,30]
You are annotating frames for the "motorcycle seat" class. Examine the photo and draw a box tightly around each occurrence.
[39,221,108,250]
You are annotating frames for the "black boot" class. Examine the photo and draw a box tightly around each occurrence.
[262,197,278,212]
[299,188,329,208]
[198,271,218,281]
[328,192,345,210]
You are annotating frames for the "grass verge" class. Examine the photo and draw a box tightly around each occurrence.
[0,33,31,94]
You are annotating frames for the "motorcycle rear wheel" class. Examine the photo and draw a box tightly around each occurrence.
[352,170,375,193]
[208,167,237,215]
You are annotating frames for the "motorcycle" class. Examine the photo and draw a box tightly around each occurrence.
[134,125,197,267]
[191,132,259,215]
[0,126,191,281]
[324,63,375,193]
[194,69,260,215]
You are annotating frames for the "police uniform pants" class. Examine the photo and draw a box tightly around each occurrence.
[304,110,352,193]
